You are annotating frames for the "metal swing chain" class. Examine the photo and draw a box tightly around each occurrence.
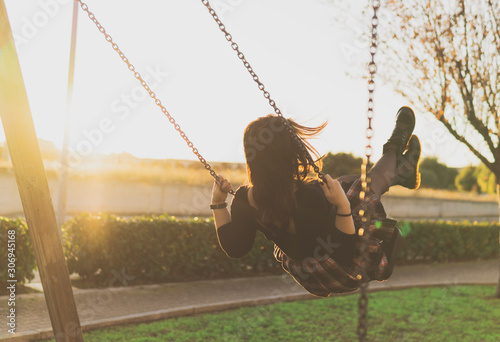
[75,0,234,194]
[201,0,325,180]
[357,1,380,341]
[203,0,378,338]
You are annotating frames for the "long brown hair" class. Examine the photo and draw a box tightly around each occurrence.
[243,114,327,225]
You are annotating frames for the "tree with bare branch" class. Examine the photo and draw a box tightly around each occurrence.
[377,0,500,298]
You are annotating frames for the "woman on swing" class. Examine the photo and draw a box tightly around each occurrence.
[210,107,421,297]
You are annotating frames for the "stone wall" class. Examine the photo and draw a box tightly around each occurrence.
[1,174,497,220]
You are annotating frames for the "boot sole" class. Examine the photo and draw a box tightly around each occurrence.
[398,135,422,190]
[397,106,416,153]
[408,136,421,190]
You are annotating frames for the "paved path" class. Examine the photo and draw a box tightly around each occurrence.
[1,259,498,342]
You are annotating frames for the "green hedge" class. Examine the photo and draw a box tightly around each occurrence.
[0,218,36,284]
[62,215,499,286]
[62,213,281,286]
[1,215,499,288]
[396,221,499,263]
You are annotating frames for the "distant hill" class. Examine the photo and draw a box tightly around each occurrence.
[0,139,60,162]
[0,141,246,185]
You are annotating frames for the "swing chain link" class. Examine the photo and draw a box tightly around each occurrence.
[201,0,324,180]
[75,0,234,194]
[357,1,380,341]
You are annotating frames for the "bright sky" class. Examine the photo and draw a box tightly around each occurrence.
[1,0,478,167]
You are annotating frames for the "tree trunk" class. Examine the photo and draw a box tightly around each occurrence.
[496,182,500,298]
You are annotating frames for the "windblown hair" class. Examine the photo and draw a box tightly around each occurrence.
[243,114,327,225]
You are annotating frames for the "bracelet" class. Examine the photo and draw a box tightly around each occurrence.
[336,211,352,217]
[210,202,227,210]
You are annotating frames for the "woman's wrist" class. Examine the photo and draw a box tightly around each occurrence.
[335,202,352,216]
[210,202,227,210]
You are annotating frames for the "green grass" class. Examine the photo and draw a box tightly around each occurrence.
[44,285,500,342]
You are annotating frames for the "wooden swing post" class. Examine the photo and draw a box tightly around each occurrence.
[0,1,83,341]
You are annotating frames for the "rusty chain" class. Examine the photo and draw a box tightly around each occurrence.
[75,0,235,194]
[357,1,380,341]
[201,0,324,180]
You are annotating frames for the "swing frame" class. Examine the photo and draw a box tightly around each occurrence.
[0,0,380,340]
[0,1,83,341]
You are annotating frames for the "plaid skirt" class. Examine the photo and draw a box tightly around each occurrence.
[274,178,400,297]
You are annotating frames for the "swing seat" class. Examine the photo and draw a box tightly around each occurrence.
[374,218,402,279]
[274,219,401,297]
[365,218,401,281]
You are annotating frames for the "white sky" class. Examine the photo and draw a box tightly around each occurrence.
[1,0,479,167]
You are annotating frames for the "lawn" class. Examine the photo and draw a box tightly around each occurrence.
[44,285,500,341]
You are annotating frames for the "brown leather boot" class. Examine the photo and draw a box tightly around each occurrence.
[382,106,416,159]
[392,135,422,190]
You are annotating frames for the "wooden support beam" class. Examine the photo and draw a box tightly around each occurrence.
[57,0,79,228]
[0,1,83,341]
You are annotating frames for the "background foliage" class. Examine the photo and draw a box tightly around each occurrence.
[3,215,497,288]
[0,218,36,285]
[323,152,497,195]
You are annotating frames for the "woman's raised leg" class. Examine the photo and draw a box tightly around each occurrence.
[336,107,420,198]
